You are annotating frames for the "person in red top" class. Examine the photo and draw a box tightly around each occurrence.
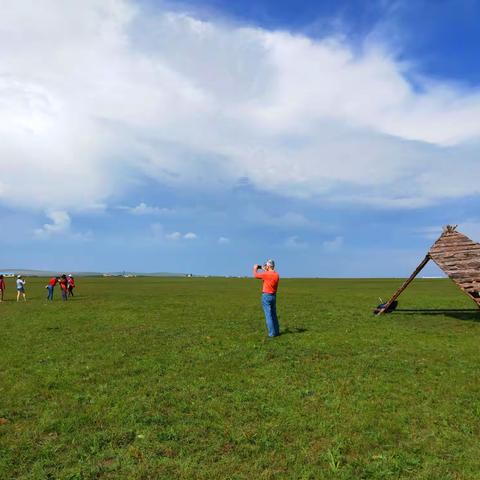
[59,275,68,301]
[253,259,280,337]
[0,275,5,302]
[67,275,76,297]
[46,276,59,301]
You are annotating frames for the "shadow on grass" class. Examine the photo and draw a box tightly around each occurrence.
[281,327,308,335]
[396,309,480,322]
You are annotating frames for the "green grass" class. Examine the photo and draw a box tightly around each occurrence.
[1,277,480,479]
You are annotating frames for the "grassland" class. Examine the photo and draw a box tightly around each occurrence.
[1,276,480,479]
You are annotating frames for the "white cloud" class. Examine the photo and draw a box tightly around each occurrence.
[34,210,71,237]
[120,202,172,215]
[34,210,93,241]
[284,235,307,248]
[158,227,197,241]
[218,236,230,244]
[166,231,182,241]
[322,236,344,251]
[1,1,480,213]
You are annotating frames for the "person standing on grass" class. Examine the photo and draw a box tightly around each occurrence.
[59,274,68,301]
[16,275,26,302]
[46,276,59,301]
[67,274,75,297]
[253,259,280,337]
[0,275,5,302]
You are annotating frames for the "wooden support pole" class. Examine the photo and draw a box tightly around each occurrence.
[376,255,431,315]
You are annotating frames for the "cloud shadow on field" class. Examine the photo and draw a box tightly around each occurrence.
[396,309,480,322]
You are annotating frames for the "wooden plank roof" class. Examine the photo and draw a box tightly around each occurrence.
[428,227,480,304]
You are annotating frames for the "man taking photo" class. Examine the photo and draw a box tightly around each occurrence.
[253,259,280,338]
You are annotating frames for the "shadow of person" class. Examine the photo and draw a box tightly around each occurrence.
[281,327,308,335]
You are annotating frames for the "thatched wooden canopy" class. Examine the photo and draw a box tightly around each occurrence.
[376,225,480,314]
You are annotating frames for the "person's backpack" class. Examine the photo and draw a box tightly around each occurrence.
[373,300,398,315]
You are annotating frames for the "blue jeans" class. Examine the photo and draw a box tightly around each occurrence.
[47,285,54,300]
[261,293,280,337]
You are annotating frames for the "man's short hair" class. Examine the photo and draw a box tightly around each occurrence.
[266,259,275,268]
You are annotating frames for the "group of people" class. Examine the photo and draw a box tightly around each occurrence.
[0,274,76,302]
[2,264,275,333]
[0,275,27,302]
[47,274,76,301]
[2,264,276,336]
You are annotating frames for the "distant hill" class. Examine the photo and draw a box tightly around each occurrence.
[0,268,103,277]
[0,269,186,277]
[104,272,187,277]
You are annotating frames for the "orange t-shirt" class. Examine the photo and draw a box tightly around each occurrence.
[255,270,280,294]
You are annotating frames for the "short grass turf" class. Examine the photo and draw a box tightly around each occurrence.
[1,277,480,479]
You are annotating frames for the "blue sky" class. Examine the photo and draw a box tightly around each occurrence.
[1,0,480,276]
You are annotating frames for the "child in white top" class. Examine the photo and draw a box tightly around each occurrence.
[16,275,26,302]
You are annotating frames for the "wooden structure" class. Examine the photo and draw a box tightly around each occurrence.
[376,225,480,314]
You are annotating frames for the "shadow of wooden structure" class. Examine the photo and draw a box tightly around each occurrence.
[376,225,480,315]
[396,309,480,322]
